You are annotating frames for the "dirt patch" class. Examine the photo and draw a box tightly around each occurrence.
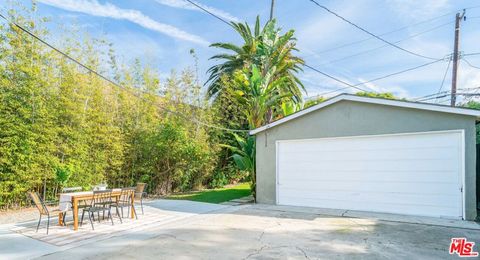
[0,207,40,225]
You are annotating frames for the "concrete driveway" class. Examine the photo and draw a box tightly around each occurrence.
[26,201,480,260]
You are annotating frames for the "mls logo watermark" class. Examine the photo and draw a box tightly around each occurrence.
[449,238,479,257]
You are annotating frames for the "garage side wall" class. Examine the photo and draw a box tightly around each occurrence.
[255,100,477,220]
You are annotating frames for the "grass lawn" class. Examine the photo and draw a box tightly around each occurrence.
[167,183,251,204]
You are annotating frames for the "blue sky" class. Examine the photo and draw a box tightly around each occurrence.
[2,0,480,103]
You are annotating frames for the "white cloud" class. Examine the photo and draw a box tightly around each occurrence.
[386,0,450,21]
[38,0,209,46]
[458,62,480,89]
[155,0,240,23]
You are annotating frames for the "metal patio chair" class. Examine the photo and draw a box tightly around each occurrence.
[135,183,147,215]
[28,191,63,234]
[80,190,115,230]
[111,187,137,221]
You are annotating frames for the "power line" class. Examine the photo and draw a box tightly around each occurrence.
[0,12,249,133]
[462,58,480,70]
[303,64,372,92]
[0,12,120,88]
[421,92,480,102]
[314,14,451,56]
[313,5,480,55]
[184,0,233,27]
[354,59,443,86]
[307,0,440,60]
[435,57,452,102]
[313,59,444,97]
[318,21,453,66]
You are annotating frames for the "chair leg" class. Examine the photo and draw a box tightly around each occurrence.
[109,209,114,226]
[140,197,144,215]
[63,212,67,226]
[127,205,130,218]
[88,212,94,230]
[97,212,100,223]
[46,215,50,235]
[121,207,124,218]
[80,210,85,227]
[115,206,122,224]
[36,215,42,233]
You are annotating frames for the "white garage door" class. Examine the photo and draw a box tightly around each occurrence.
[276,131,464,219]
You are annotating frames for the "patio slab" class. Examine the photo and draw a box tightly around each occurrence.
[0,199,231,260]
[34,204,480,259]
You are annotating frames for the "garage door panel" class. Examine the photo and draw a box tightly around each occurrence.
[279,171,459,185]
[281,135,459,153]
[280,188,461,207]
[277,131,463,218]
[279,159,458,172]
[280,147,458,161]
[279,181,460,196]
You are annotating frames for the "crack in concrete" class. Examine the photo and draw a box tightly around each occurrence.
[244,245,310,259]
[243,245,268,259]
[295,246,310,259]
[257,231,265,241]
[154,233,187,242]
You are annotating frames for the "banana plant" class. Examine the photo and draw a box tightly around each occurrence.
[221,133,256,198]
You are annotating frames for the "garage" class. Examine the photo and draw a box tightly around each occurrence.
[250,94,480,220]
[276,131,463,218]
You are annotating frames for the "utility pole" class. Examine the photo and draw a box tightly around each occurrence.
[270,0,275,21]
[451,10,466,107]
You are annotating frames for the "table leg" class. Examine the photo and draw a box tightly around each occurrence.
[131,192,135,219]
[59,212,63,226]
[73,198,79,231]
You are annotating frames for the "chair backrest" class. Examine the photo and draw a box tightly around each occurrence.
[62,186,82,193]
[91,189,113,208]
[28,192,48,215]
[135,183,146,193]
[119,187,136,203]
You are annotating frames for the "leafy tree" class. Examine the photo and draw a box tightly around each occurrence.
[208,17,306,199]
[464,101,480,144]
[356,91,397,99]
[207,16,305,104]
[304,96,325,109]
[0,4,219,208]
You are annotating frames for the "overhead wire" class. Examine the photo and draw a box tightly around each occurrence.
[312,5,480,55]
[0,11,250,133]
[434,57,452,102]
[184,0,233,27]
[307,0,440,60]
[303,64,372,92]
[312,58,445,98]
[464,52,480,57]
[318,21,453,66]
[462,58,480,70]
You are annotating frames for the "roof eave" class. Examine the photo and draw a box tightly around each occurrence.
[249,94,480,135]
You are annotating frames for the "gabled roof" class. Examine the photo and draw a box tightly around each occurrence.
[249,94,480,135]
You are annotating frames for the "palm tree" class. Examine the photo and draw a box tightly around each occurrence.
[206,16,305,104]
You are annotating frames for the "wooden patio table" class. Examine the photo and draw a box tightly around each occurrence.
[58,189,135,231]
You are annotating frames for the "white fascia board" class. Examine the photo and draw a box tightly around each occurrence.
[249,94,480,135]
